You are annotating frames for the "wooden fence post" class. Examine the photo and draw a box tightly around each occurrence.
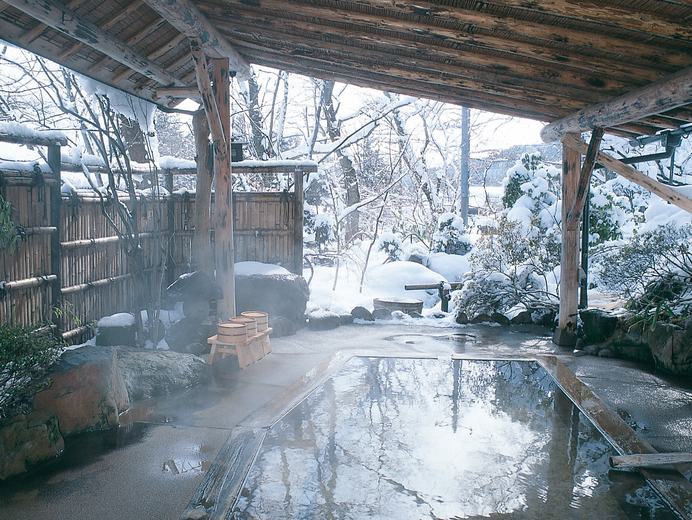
[47,143,62,335]
[293,168,304,275]
[165,168,175,286]
[554,134,581,346]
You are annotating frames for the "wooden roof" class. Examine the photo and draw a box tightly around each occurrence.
[1,0,691,138]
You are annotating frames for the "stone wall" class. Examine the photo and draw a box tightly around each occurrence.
[580,309,692,376]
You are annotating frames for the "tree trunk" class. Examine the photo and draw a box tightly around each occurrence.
[321,80,361,243]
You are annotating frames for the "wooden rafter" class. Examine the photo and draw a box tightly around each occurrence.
[563,134,692,214]
[541,66,692,141]
[58,0,143,61]
[203,0,668,85]
[4,0,184,87]
[109,32,185,84]
[143,0,250,79]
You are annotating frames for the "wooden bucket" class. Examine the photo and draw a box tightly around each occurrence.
[230,316,257,340]
[241,311,268,332]
[217,322,247,344]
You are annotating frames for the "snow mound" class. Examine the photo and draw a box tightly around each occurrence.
[366,261,447,308]
[234,261,291,276]
[97,312,135,328]
[426,252,471,282]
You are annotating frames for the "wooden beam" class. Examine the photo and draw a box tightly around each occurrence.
[217,21,622,104]
[15,0,84,44]
[5,0,184,87]
[87,18,168,72]
[609,453,692,470]
[554,134,581,347]
[142,0,250,79]
[58,0,143,61]
[192,110,213,275]
[154,86,199,99]
[541,66,692,142]
[235,47,565,121]
[190,41,226,148]
[109,31,185,84]
[563,134,692,214]
[210,57,235,318]
[568,127,605,223]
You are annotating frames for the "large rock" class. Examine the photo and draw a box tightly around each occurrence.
[115,347,209,402]
[646,322,692,376]
[0,412,63,480]
[307,311,341,331]
[33,348,129,436]
[351,306,374,322]
[580,308,619,344]
[166,271,222,303]
[95,313,136,346]
[269,316,298,337]
[235,273,309,325]
[166,317,211,355]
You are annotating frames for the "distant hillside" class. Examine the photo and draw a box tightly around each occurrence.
[470,142,561,185]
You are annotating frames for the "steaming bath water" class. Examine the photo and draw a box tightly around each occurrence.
[232,357,675,519]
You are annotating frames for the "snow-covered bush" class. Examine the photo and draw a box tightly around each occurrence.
[502,153,561,239]
[0,325,62,419]
[587,185,626,245]
[453,218,560,319]
[502,152,543,209]
[432,213,472,255]
[377,231,404,262]
[597,223,692,324]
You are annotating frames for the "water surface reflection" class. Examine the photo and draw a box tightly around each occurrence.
[233,358,673,519]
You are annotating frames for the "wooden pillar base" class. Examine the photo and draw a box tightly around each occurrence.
[553,327,577,347]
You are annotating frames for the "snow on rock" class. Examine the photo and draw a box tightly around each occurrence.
[97,312,135,328]
[234,261,291,276]
[426,252,472,282]
[365,261,448,307]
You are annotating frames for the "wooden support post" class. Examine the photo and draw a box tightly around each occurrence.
[292,169,304,275]
[192,110,213,274]
[47,144,62,335]
[572,128,604,310]
[554,134,581,347]
[165,168,175,286]
[210,57,235,319]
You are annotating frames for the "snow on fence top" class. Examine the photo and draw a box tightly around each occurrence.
[0,121,68,146]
